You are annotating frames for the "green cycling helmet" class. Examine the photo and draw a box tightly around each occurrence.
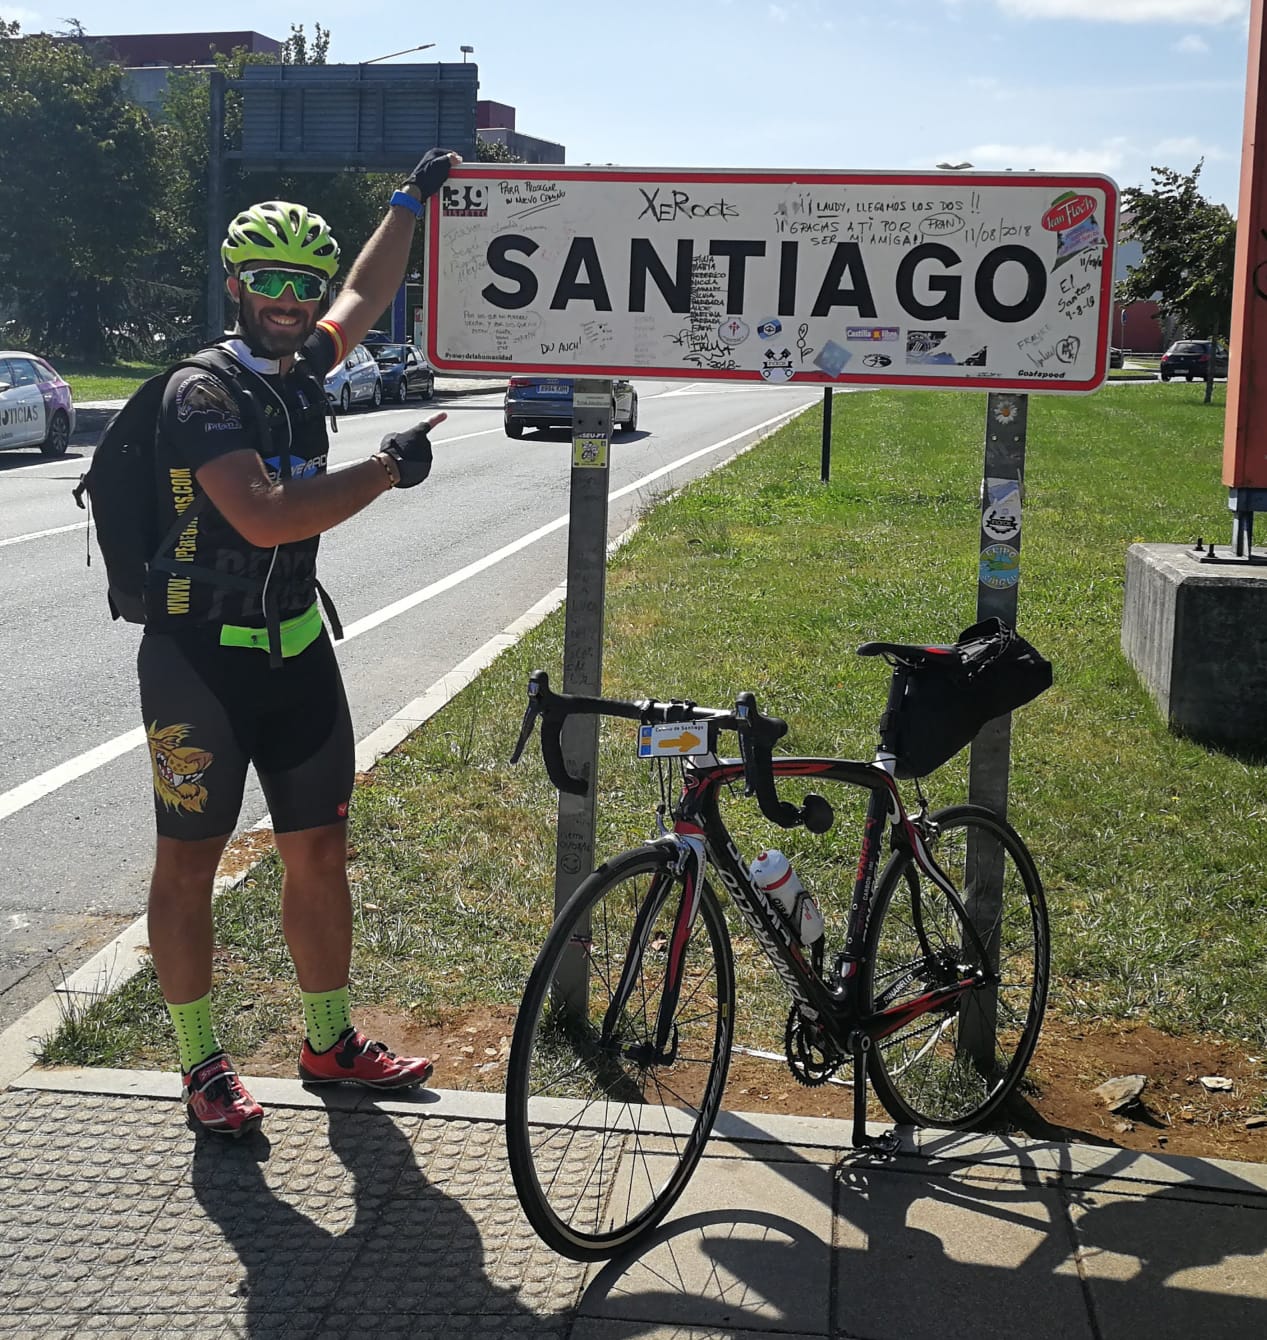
[221,200,341,277]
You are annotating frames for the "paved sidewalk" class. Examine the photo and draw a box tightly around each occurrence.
[1,1058,1264,1338]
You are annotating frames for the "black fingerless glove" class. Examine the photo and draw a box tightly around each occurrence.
[403,149,454,201]
[378,424,434,489]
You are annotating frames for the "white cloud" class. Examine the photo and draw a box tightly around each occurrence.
[0,5,44,28]
[1173,34,1211,53]
[995,0,1246,21]
[1152,135,1233,160]
[963,141,1129,173]
[769,3,790,20]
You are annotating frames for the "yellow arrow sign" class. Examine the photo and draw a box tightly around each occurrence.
[660,731,702,752]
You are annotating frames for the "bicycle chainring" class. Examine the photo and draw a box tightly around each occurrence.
[784,1005,845,1088]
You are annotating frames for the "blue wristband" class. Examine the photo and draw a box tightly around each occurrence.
[390,189,423,218]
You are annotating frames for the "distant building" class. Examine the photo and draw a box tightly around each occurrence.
[81,30,283,64]
[67,31,283,115]
[477,100,565,164]
[1112,214,1171,353]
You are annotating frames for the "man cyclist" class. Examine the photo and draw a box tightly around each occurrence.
[141,150,458,1136]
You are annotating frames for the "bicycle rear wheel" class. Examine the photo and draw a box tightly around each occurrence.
[864,804,1049,1129]
[505,845,735,1260]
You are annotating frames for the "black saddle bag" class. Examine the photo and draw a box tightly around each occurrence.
[890,618,1052,779]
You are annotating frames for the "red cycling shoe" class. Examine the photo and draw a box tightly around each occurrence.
[298,1027,434,1090]
[182,1052,264,1137]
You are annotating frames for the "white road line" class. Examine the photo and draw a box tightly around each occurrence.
[0,401,812,822]
[0,521,89,547]
[0,426,507,551]
[0,728,146,823]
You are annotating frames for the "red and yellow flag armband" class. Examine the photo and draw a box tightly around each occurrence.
[317,318,349,368]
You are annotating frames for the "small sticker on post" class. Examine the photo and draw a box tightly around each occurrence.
[983,477,1022,543]
[573,434,609,469]
[637,723,712,758]
[980,543,1021,589]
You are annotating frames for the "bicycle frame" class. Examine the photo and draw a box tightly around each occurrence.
[512,665,1007,1150]
[650,751,998,1131]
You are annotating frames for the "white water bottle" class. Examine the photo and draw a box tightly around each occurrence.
[749,849,824,945]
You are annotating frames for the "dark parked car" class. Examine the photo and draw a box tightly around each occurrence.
[372,344,434,403]
[0,350,75,455]
[504,376,638,439]
[1160,340,1228,381]
[1109,347,1124,369]
[361,329,393,348]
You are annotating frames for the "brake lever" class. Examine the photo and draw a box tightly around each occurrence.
[509,699,540,765]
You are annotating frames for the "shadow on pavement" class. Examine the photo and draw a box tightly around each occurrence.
[189,1102,572,1337]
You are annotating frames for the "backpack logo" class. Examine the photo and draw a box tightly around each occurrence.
[175,374,242,430]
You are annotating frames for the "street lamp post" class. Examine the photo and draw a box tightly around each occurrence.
[363,42,436,64]
[460,45,475,62]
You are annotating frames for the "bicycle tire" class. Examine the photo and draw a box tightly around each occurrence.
[505,844,735,1260]
[864,804,1049,1130]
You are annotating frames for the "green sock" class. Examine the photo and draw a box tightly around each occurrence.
[167,993,220,1073]
[302,986,352,1053]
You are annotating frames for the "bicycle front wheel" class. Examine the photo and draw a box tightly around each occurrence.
[505,845,735,1260]
[864,804,1049,1130]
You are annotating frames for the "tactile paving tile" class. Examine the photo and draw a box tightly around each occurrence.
[0,1090,588,1335]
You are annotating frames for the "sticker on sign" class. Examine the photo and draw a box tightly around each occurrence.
[637,723,713,758]
[424,166,1117,394]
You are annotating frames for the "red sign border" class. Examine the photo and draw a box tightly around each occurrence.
[424,167,1118,394]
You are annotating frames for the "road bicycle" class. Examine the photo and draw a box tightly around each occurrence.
[504,635,1050,1260]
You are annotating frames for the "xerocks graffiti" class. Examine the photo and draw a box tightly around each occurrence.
[425,168,1117,394]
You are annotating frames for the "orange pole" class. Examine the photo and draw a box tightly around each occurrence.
[1224,0,1267,498]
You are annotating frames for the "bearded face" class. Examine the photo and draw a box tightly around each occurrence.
[229,273,323,359]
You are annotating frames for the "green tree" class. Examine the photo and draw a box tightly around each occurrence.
[280,23,331,65]
[0,29,171,359]
[1118,163,1236,340]
[477,137,523,163]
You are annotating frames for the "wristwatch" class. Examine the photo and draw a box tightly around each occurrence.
[390,188,423,217]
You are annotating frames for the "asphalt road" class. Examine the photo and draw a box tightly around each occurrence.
[0,379,824,1031]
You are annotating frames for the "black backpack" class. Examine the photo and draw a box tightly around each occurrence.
[73,347,276,625]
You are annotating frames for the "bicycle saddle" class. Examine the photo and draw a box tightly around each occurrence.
[855,640,958,668]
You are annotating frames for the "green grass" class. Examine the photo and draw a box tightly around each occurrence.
[56,360,165,402]
[38,380,1267,1069]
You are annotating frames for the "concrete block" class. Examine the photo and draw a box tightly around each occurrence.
[1122,543,1267,748]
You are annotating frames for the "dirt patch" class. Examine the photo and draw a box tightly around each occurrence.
[239,1004,1267,1164]
[215,829,278,885]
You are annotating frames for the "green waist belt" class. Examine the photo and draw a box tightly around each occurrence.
[220,602,322,658]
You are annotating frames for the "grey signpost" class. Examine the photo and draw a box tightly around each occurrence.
[961,391,1029,1066]
[551,381,614,1011]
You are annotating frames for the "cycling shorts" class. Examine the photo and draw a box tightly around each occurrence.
[137,626,354,840]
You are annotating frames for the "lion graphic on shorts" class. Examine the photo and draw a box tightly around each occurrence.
[147,722,214,813]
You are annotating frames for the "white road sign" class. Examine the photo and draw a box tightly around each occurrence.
[424,167,1117,393]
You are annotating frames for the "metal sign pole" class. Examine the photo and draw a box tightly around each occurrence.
[821,387,833,483]
[552,379,613,1011]
[961,391,1028,1068]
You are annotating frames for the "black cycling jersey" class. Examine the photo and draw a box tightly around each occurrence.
[147,324,340,631]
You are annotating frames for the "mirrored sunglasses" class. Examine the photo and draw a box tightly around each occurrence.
[238,269,328,302]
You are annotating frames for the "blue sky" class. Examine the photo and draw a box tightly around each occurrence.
[3,0,1253,208]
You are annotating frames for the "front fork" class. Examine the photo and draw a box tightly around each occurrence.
[601,835,707,1067]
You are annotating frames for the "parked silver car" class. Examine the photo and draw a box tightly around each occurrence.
[324,343,382,412]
